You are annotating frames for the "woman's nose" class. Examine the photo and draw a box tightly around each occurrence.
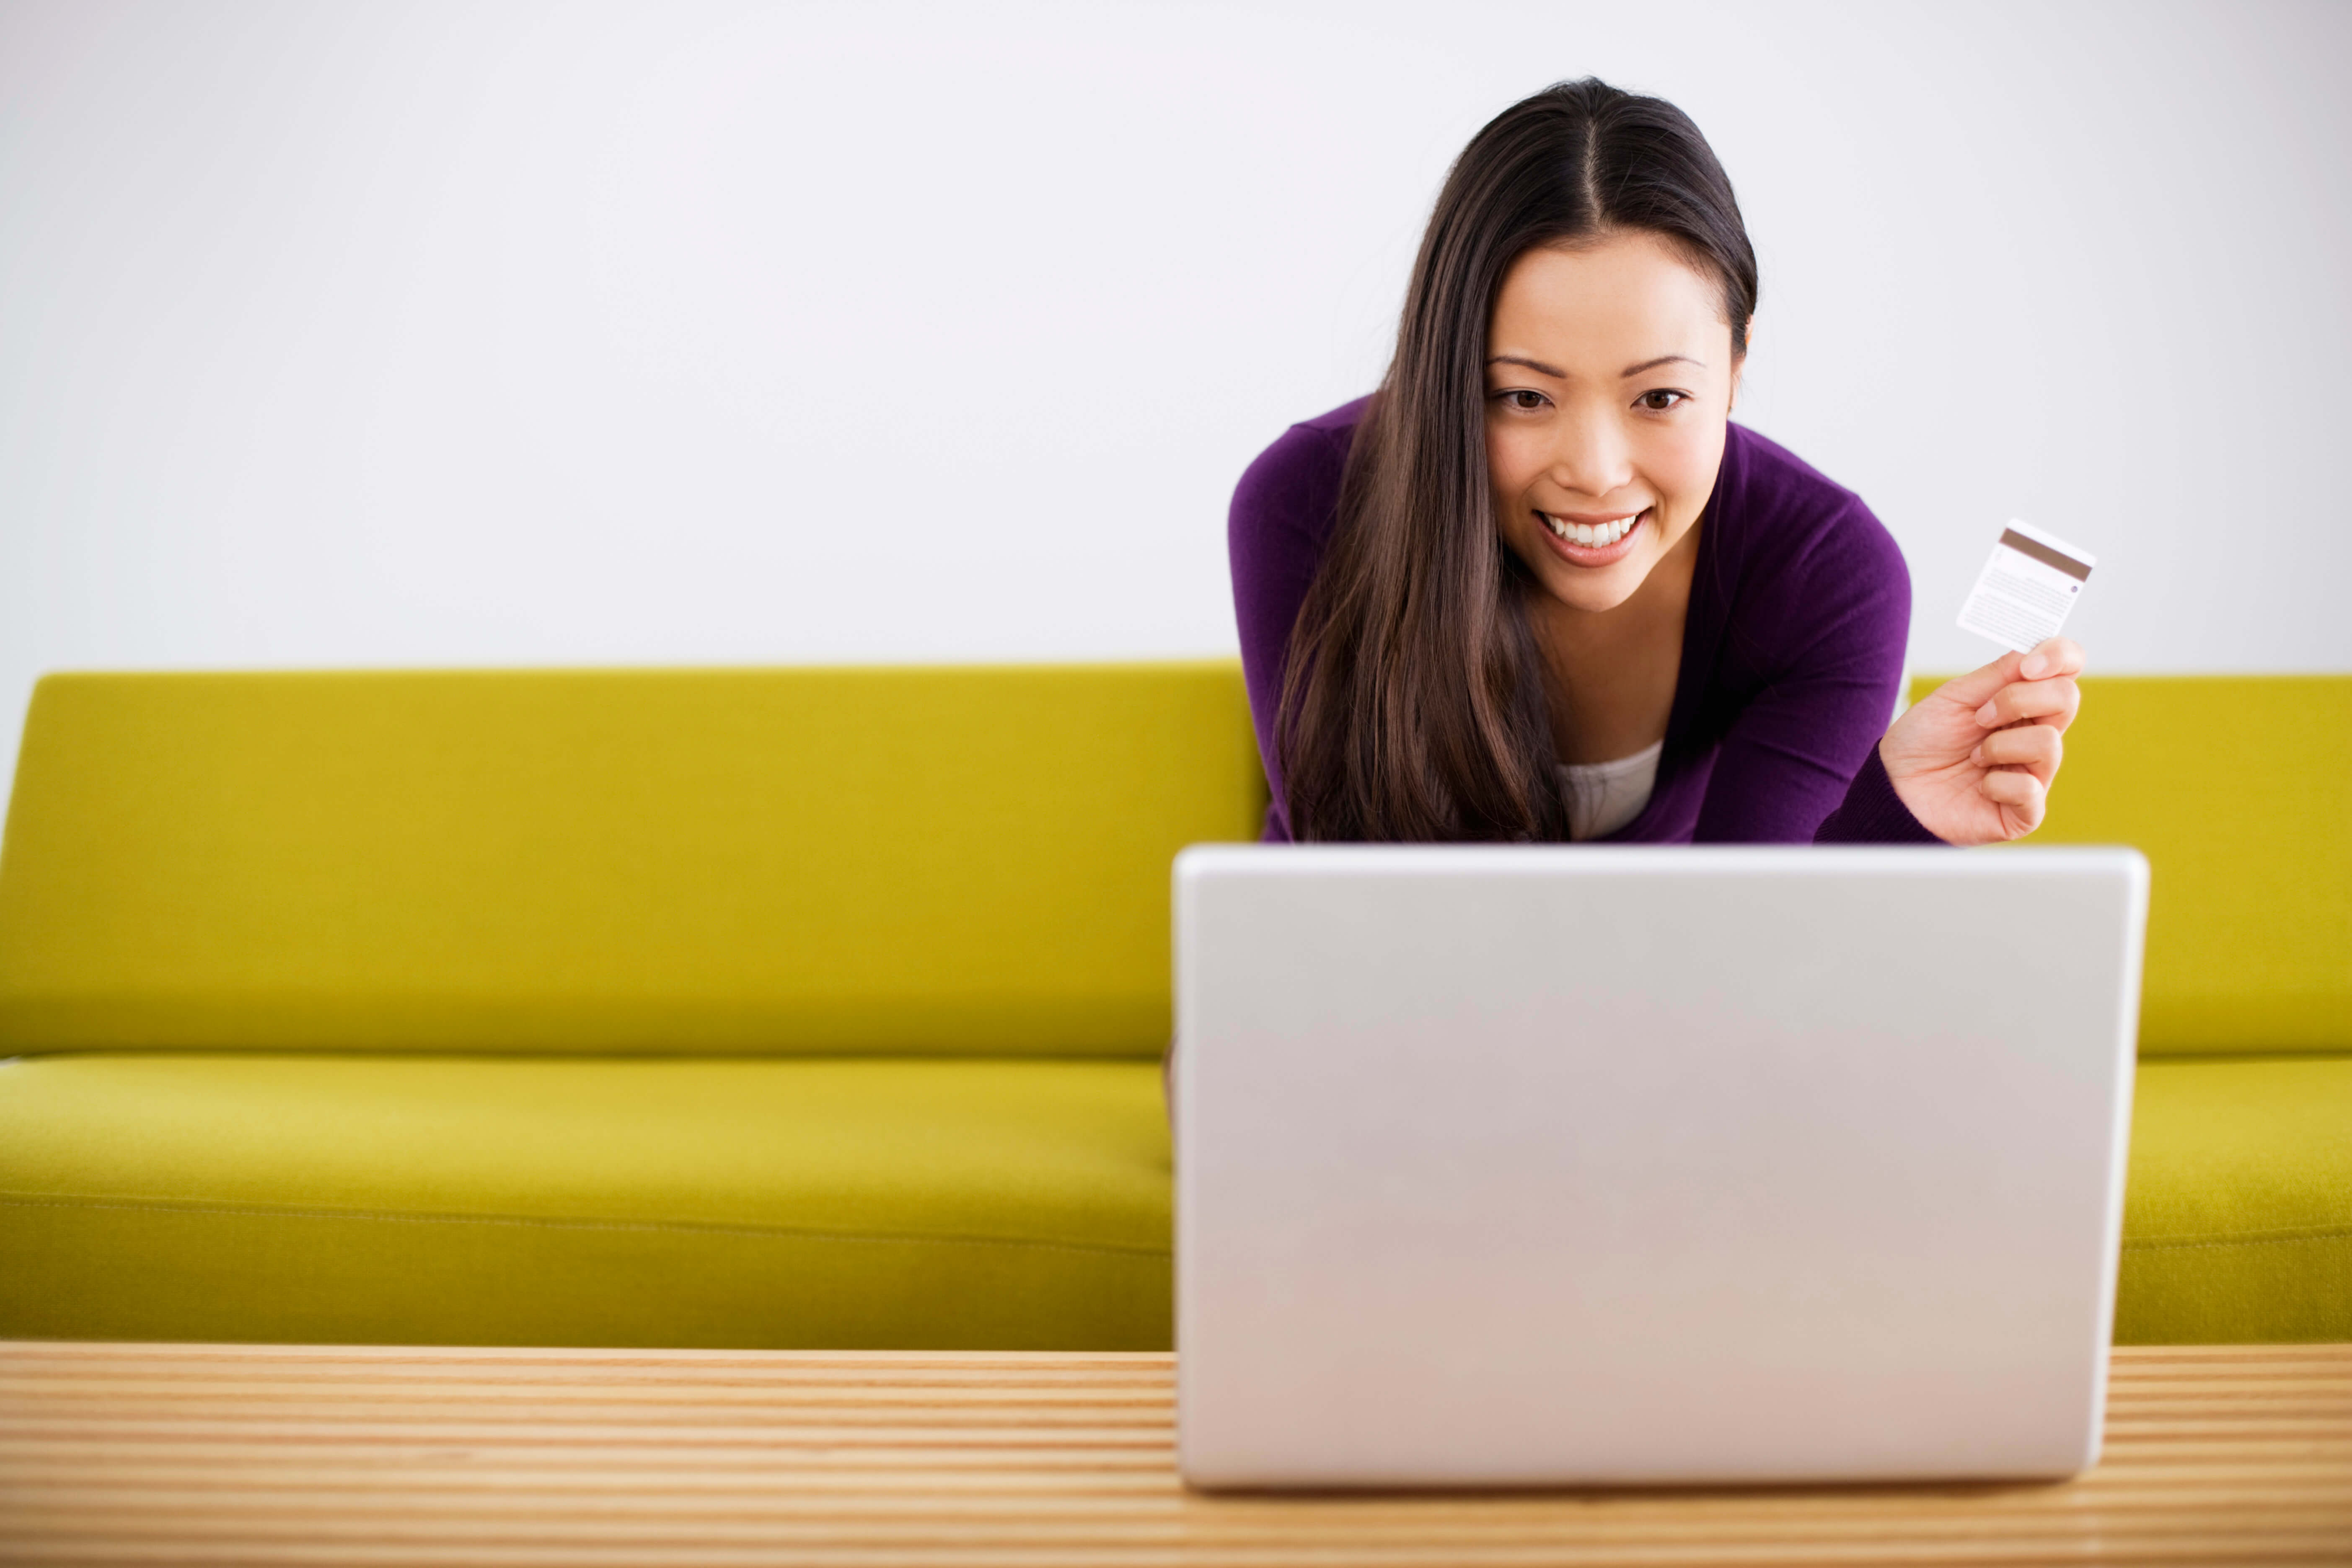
[1547,411,1635,500]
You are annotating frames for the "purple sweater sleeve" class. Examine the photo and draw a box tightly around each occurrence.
[1688,486,1939,846]
[1229,411,1356,842]
[1814,743,1940,843]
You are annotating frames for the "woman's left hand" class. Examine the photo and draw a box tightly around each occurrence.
[1878,637,2084,846]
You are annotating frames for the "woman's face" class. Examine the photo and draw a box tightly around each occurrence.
[1485,233,1743,615]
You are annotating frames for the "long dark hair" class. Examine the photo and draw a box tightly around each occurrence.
[1276,78,1759,841]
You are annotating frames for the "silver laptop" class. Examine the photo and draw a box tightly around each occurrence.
[1173,845,2148,1488]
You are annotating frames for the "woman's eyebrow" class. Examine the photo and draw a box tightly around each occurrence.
[1485,352,1705,379]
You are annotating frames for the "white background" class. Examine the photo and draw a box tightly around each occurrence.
[4,0,2348,810]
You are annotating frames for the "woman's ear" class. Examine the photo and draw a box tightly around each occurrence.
[1730,320,1756,414]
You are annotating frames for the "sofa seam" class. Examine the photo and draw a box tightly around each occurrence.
[13,1197,2333,1262]
[0,1193,1170,1262]
[2123,1224,2352,1254]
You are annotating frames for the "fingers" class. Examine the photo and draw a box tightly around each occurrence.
[1977,765,2046,830]
[1973,673,2083,733]
[2018,637,2085,682]
[1931,648,2031,710]
[1935,637,2090,714]
[1923,635,2080,842]
[1972,722,2062,784]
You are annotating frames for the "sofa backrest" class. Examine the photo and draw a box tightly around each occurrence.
[0,665,1265,1058]
[1911,673,2350,1056]
[11,666,2335,1061]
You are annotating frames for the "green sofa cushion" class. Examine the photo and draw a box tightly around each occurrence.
[1911,674,2352,1056]
[0,1053,1171,1349]
[7,1049,2341,1350]
[2118,1055,2352,1343]
[0,665,1264,1058]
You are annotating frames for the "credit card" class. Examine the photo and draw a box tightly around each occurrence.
[1957,520,2096,655]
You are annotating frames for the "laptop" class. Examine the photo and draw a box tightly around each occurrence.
[1172,844,2148,1488]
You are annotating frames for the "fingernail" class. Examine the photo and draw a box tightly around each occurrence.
[2022,655,2048,679]
[1974,701,1998,725]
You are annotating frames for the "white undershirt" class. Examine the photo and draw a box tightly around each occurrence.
[1556,739,1664,842]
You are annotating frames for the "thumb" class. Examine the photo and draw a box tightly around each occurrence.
[1930,647,2029,710]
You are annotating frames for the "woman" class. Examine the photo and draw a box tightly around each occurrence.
[1233,79,2080,846]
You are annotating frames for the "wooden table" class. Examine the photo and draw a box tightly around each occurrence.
[2,1341,2347,1565]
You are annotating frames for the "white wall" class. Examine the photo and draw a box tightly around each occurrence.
[5,0,2349,809]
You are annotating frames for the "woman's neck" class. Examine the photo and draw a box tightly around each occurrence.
[1529,519,1702,766]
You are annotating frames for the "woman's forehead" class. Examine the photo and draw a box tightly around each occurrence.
[1488,235,1731,373]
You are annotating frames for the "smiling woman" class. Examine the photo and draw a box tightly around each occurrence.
[1234,78,2082,846]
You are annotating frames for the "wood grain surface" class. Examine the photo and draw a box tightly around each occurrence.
[2,1340,2347,1565]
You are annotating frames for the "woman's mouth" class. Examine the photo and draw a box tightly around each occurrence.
[1538,508,1646,566]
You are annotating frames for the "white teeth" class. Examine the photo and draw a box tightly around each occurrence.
[1543,512,1642,547]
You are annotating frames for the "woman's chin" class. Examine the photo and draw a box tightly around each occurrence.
[1532,552,1652,615]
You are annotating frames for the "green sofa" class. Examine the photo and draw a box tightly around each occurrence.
[0,666,2344,1348]
[1908,674,2351,1343]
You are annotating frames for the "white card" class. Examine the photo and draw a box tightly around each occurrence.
[1957,519,2095,655]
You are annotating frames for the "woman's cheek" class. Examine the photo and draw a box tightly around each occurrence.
[1486,422,1537,499]
[1646,422,1725,524]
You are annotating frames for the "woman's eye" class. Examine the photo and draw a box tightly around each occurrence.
[1494,389,1548,411]
[1636,389,1689,412]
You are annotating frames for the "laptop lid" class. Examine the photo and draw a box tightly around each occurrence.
[1174,845,2148,1488]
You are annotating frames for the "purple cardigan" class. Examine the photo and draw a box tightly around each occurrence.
[1230,397,1940,845]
